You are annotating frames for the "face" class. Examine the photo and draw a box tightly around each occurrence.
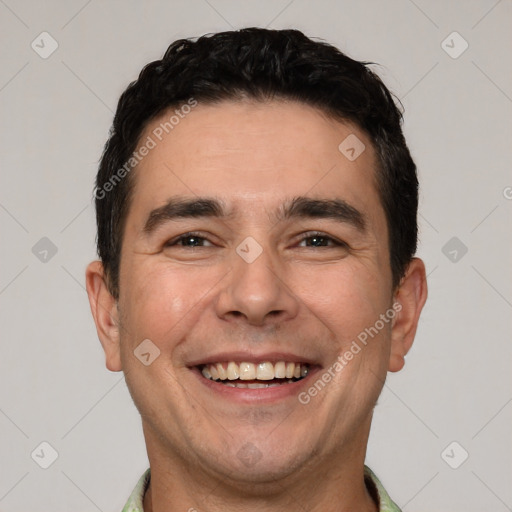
[87,99,426,485]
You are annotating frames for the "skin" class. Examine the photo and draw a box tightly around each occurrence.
[86,99,427,512]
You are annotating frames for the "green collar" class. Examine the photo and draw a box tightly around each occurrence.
[122,465,401,512]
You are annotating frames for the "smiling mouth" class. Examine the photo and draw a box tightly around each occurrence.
[199,361,310,388]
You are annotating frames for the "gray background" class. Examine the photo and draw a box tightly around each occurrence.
[1,1,511,511]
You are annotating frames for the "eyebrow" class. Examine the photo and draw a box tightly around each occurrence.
[142,195,366,234]
[279,196,366,231]
[143,197,228,233]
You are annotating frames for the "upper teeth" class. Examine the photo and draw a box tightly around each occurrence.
[201,361,309,381]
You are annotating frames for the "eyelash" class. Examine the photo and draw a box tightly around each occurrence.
[166,231,348,249]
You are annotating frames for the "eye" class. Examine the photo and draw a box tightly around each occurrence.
[165,232,214,248]
[297,232,348,248]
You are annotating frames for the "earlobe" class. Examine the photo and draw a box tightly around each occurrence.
[85,261,122,372]
[388,258,428,373]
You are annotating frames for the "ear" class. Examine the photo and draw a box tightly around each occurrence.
[85,261,122,372]
[388,258,428,372]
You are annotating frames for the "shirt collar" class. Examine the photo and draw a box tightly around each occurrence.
[122,466,401,512]
[121,468,150,512]
[364,466,402,512]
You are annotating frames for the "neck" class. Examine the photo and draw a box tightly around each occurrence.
[142,433,378,512]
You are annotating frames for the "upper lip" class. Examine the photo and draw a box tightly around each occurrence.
[186,351,321,367]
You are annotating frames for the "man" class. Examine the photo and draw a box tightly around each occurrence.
[86,27,427,512]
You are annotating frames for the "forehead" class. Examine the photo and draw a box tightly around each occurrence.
[129,99,383,226]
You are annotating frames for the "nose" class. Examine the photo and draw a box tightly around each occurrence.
[215,243,300,327]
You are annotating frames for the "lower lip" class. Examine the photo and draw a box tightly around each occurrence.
[190,366,320,404]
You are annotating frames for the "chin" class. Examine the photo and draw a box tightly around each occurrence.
[200,435,315,487]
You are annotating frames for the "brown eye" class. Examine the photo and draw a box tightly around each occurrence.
[303,235,331,247]
[166,232,214,247]
[298,232,348,248]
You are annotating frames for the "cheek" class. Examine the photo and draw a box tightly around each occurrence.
[296,261,391,344]
[119,248,391,357]
[119,260,223,348]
